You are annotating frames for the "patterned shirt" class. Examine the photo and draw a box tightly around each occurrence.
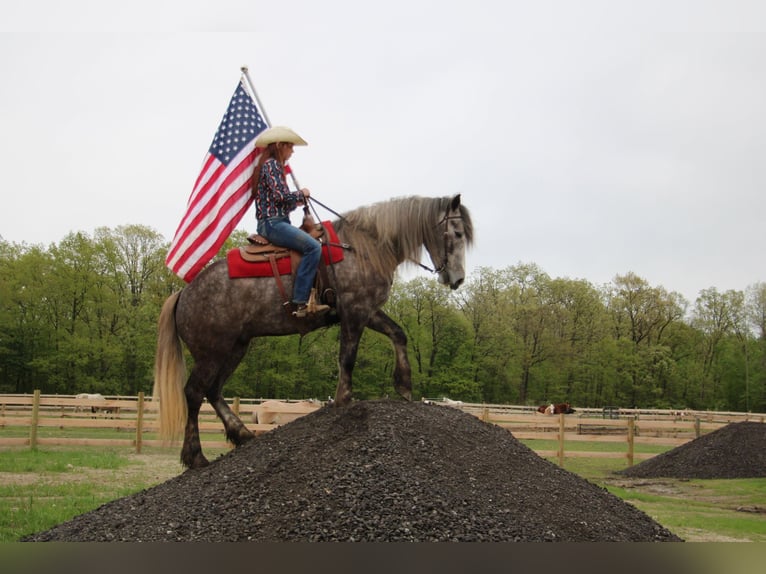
[254,158,304,220]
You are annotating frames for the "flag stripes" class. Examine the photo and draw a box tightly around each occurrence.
[166,80,267,282]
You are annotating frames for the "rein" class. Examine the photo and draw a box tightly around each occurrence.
[307,196,347,222]
[305,197,351,251]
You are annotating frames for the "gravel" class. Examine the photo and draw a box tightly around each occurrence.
[619,421,766,479]
[23,400,681,542]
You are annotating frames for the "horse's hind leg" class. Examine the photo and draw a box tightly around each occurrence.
[206,343,255,447]
[182,380,209,469]
[180,350,248,469]
[366,310,412,400]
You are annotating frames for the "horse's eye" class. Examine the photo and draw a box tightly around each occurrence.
[455,231,463,239]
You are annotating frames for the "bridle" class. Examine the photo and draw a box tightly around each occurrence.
[410,208,463,275]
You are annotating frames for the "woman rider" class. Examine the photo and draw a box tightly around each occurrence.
[252,126,330,318]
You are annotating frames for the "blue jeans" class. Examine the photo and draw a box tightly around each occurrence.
[257,216,322,305]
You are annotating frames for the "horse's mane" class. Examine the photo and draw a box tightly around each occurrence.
[333,195,473,279]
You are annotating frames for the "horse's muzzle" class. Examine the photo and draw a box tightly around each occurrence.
[440,267,465,290]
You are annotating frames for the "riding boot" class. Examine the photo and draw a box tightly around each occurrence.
[293,303,330,318]
[293,288,330,318]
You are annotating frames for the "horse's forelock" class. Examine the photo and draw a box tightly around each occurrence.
[458,203,474,246]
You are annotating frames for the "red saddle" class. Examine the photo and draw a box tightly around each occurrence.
[227,220,345,279]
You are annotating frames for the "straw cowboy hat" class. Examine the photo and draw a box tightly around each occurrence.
[254,126,308,148]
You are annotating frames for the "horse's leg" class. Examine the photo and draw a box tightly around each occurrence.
[181,371,209,469]
[334,317,367,406]
[180,351,248,469]
[205,342,255,447]
[366,309,413,401]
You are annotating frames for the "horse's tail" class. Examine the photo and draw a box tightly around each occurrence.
[152,290,187,444]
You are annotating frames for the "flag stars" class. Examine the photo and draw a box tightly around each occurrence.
[207,82,265,164]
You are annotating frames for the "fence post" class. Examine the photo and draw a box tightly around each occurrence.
[626,417,635,467]
[135,392,144,454]
[557,412,565,467]
[233,396,240,416]
[30,390,40,450]
[694,417,701,438]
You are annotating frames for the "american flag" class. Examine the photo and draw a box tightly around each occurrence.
[166,81,268,282]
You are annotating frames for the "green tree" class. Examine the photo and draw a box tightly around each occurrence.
[0,242,57,392]
[746,282,766,411]
[691,287,745,409]
[506,263,555,404]
[94,225,169,394]
[455,267,520,403]
[543,277,608,405]
[384,277,473,399]
[604,273,686,407]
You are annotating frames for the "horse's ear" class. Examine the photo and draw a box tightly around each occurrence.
[451,194,461,209]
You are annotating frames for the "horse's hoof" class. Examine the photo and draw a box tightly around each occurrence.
[182,453,209,469]
[230,428,255,446]
[332,395,352,407]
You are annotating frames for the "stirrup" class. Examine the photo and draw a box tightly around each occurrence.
[293,303,330,318]
[293,288,331,318]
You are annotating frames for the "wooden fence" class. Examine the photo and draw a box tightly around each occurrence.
[0,391,291,452]
[458,402,765,465]
[1,393,764,467]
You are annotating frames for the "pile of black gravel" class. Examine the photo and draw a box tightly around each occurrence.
[620,421,766,479]
[23,400,680,542]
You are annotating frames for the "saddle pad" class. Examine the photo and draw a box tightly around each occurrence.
[227,249,292,278]
[227,221,344,279]
[320,220,345,265]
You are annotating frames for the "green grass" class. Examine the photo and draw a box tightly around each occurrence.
[607,481,766,542]
[520,437,670,454]
[0,448,127,473]
[0,447,154,542]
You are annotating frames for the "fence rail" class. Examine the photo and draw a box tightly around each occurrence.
[1,393,764,467]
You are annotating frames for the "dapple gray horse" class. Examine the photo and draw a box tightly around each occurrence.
[153,194,473,468]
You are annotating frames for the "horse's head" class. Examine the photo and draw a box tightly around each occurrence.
[427,194,472,290]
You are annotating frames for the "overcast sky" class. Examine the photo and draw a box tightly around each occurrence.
[1,1,764,304]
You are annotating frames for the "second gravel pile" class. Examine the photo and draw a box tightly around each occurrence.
[620,421,766,479]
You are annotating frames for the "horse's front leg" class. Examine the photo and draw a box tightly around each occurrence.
[334,318,367,406]
[208,393,255,447]
[366,309,412,401]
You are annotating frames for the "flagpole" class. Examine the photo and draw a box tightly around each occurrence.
[240,66,302,190]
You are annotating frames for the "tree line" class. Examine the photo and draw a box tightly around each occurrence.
[1,225,764,412]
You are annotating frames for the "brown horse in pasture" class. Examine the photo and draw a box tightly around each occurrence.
[537,403,576,415]
[153,195,473,468]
